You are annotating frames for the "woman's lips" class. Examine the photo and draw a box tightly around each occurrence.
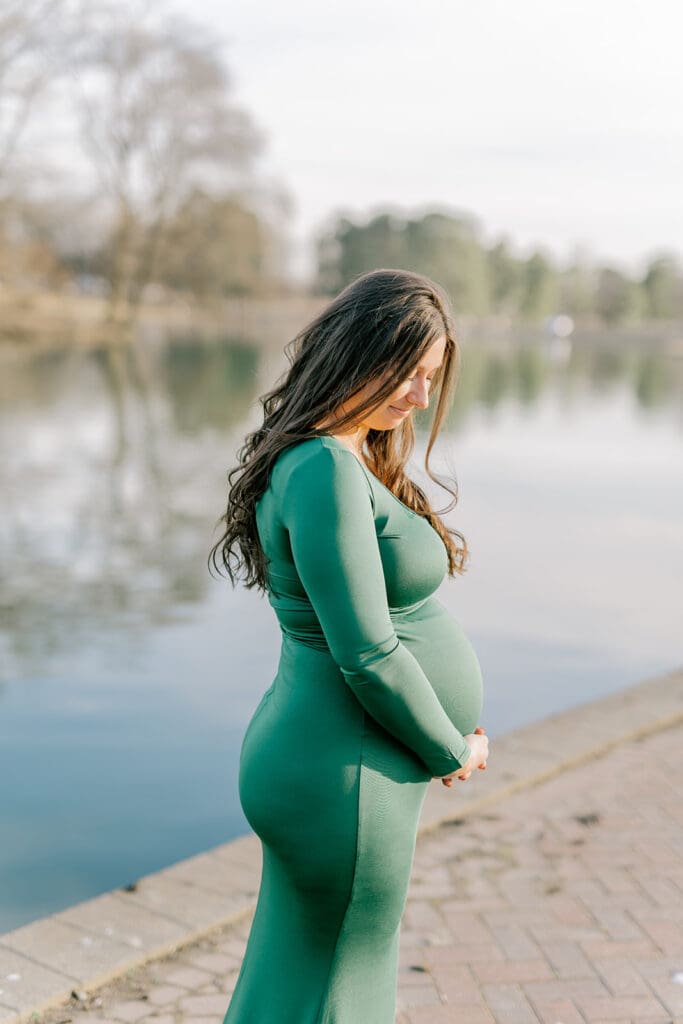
[389,405,410,415]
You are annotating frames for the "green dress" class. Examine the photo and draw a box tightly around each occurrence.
[222,435,484,1024]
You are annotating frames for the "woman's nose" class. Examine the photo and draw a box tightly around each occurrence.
[408,380,430,409]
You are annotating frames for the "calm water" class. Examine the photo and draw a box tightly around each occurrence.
[1,332,681,932]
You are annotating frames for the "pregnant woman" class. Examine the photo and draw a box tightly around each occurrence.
[209,268,489,1024]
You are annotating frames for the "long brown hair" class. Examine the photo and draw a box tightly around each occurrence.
[208,268,469,591]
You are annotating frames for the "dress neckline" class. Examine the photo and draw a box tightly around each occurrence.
[318,434,418,520]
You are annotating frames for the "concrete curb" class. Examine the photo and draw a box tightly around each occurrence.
[1,665,681,1024]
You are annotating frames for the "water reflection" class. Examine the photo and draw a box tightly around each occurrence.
[1,336,681,684]
[0,338,260,684]
[634,351,677,409]
[163,338,259,434]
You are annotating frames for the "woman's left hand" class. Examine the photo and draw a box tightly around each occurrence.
[437,726,487,787]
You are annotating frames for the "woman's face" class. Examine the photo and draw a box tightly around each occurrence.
[347,334,447,432]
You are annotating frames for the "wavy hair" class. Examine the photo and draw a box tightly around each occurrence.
[208,268,469,591]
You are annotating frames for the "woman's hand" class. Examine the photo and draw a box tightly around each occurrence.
[439,726,488,787]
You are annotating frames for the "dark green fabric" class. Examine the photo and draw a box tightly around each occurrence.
[223,435,484,1024]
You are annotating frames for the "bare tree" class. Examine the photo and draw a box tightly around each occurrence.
[0,0,68,186]
[71,0,265,325]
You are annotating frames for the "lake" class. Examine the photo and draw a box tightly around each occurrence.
[1,330,681,932]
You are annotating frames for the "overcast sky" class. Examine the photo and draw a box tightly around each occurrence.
[173,0,682,280]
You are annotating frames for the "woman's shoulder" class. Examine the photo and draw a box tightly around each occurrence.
[272,434,353,471]
[270,435,372,499]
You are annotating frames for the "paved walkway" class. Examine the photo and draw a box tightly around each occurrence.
[28,718,683,1024]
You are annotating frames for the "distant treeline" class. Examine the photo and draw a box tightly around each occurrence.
[1,2,681,329]
[315,211,683,324]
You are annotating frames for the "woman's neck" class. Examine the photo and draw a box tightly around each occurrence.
[314,420,369,463]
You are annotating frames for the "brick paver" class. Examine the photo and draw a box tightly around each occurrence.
[30,721,683,1024]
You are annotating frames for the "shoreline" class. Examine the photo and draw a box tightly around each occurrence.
[1,290,682,354]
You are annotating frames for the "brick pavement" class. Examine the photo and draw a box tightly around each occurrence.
[29,720,683,1024]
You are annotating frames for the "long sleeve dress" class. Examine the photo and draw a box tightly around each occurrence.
[222,434,484,1024]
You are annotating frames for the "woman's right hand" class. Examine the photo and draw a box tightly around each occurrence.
[440,727,488,786]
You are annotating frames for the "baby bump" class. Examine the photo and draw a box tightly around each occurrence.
[392,597,484,737]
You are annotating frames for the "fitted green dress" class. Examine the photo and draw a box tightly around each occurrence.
[222,435,483,1024]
